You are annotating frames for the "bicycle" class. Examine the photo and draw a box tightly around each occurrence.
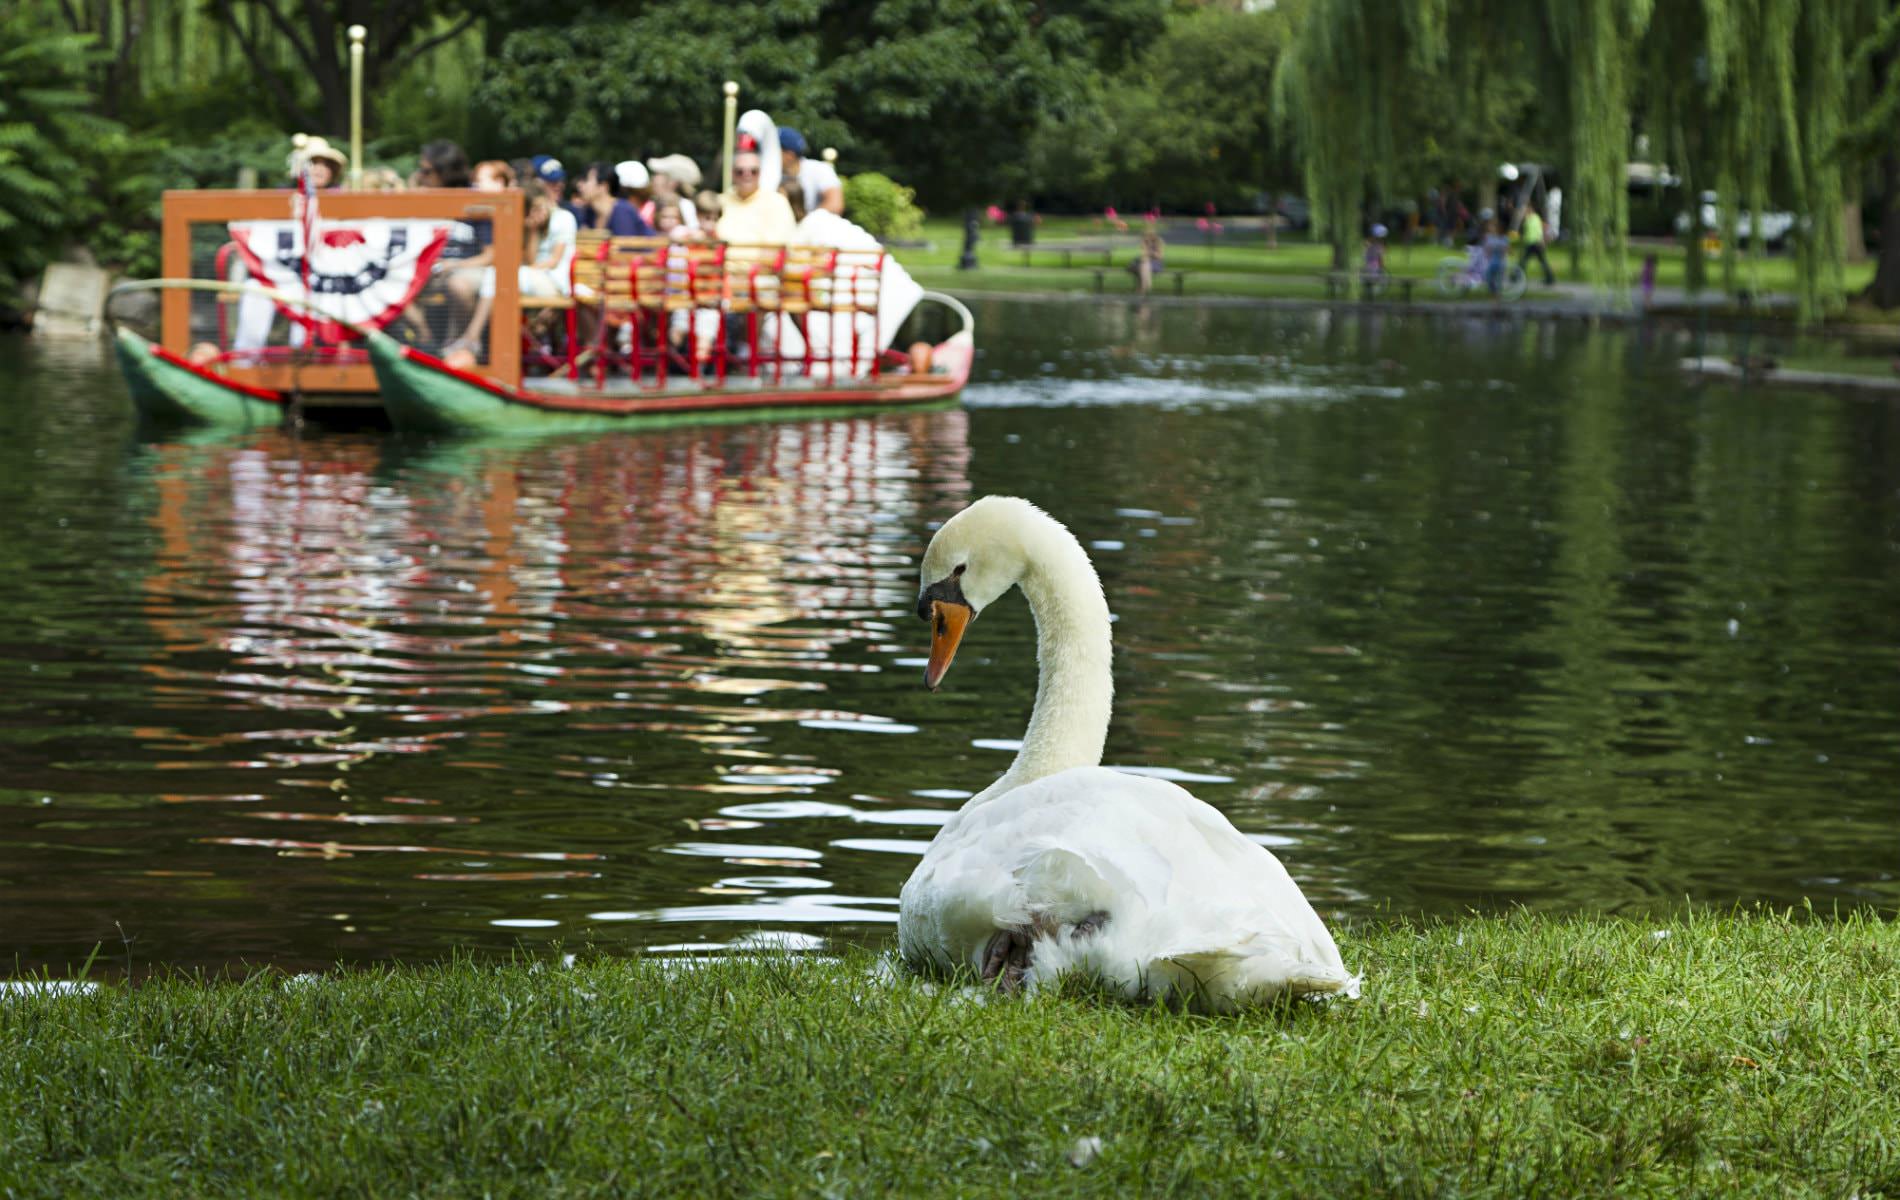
[1434,247,1528,301]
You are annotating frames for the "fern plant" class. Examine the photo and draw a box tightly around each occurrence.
[0,14,158,302]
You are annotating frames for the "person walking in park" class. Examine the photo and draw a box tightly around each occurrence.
[1519,202,1555,286]
[1133,221,1165,295]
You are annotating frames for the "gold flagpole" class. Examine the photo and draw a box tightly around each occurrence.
[348,25,366,190]
[721,81,739,194]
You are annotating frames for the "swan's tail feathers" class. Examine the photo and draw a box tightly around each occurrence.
[1157,945,1358,1011]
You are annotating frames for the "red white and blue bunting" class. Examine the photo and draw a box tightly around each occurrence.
[229,218,451,343]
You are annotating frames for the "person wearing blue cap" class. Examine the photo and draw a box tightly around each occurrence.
[778,126,843,217]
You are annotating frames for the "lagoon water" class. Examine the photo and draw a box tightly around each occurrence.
[2,301,1896,974]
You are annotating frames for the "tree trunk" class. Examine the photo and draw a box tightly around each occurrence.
[1842,201,1865,263]
[1867,148,1900,309]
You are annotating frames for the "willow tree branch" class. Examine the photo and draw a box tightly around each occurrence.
[211,0,318,129]
[250,0,324,81]
[403,13,478,68]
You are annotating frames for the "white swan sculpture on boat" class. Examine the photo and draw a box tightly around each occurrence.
[896,496,1354,1011]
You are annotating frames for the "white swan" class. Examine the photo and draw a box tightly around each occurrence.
[896,496,1353,1010]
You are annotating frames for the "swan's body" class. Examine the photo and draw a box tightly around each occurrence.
[897,496,1352,1011]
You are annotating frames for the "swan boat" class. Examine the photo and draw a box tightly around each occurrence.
[113,187,971,435]
[899,497,1355,1011]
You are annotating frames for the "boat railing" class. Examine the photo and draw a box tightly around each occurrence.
[534,232,897,392]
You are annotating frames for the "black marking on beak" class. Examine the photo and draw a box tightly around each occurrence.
[916,573,971,622]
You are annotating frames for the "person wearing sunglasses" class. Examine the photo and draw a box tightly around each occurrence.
[713,139,796,246]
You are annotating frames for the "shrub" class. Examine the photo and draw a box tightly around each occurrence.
[843,172,924,242]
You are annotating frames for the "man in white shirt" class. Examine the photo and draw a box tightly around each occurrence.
[777,127,843,217]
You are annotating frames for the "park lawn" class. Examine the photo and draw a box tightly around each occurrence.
[903,216,1879,307]
[4,909,1896,1197]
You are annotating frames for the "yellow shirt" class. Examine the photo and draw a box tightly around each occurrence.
[716,188,798,249]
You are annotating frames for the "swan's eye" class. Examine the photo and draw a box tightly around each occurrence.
[953,563,966,577]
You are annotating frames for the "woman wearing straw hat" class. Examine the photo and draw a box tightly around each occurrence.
[288,134,347,189]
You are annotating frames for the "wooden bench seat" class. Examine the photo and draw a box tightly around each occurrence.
[1090,266,1188,296]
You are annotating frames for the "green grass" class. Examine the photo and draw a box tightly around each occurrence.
[903,216,1881,310]
[1774,353,1900,379]
[5,910,1897,1197]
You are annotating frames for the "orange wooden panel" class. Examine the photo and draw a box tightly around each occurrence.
[160,188,526,389]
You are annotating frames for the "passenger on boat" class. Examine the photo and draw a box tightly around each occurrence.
[646,154,701,232]
[615,160,655,226]
[654,199,687,239]
[529,156,563,204]
[413,139,472,188]
[575,162,655,236]
[528,155,580,276]
[693,190,722,236]
[431,154,515,323]
[232,135,349,352]
[779,181,807,223]
[778,127,844,216]
[714,141,796,245]
[474,159,515,191]
[291,135,347,189]
[446,192,571,360]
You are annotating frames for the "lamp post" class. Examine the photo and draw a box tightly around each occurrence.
[347,25,366,190]
[721,81,739,194]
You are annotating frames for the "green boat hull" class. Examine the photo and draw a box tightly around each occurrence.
[368,331,969,437]
[114,328,287,428]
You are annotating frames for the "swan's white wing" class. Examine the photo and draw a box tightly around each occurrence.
[898,766,1350,1006]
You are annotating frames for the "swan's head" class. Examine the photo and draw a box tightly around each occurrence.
[914,496,1044,690]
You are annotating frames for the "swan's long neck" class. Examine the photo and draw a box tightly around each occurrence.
[981,520,1113,800]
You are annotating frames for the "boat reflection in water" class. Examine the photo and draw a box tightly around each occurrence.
[113,411,974,970]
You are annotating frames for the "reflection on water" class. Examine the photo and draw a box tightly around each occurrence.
[1,302,1897,974]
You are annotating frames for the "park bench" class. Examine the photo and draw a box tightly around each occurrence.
[1324,272,1416,303]
[1019,246,1118,269]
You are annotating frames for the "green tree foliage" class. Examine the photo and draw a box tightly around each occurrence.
[841,171,924,241]
[0,13,159,297]
[1030,5,1300,211]
[1839,3,1900,307]
[1277,0,1883,314]
[196,0,479,133]
[1274,0,1463,267]
[475,0,1165,207]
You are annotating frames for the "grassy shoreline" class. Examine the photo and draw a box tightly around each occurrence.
[903,217,1898,331]
[4,910,1896,1197]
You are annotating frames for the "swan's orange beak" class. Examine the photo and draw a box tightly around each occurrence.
[925,600,971,691]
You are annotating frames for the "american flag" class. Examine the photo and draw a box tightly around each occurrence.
[296,165,319,302]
